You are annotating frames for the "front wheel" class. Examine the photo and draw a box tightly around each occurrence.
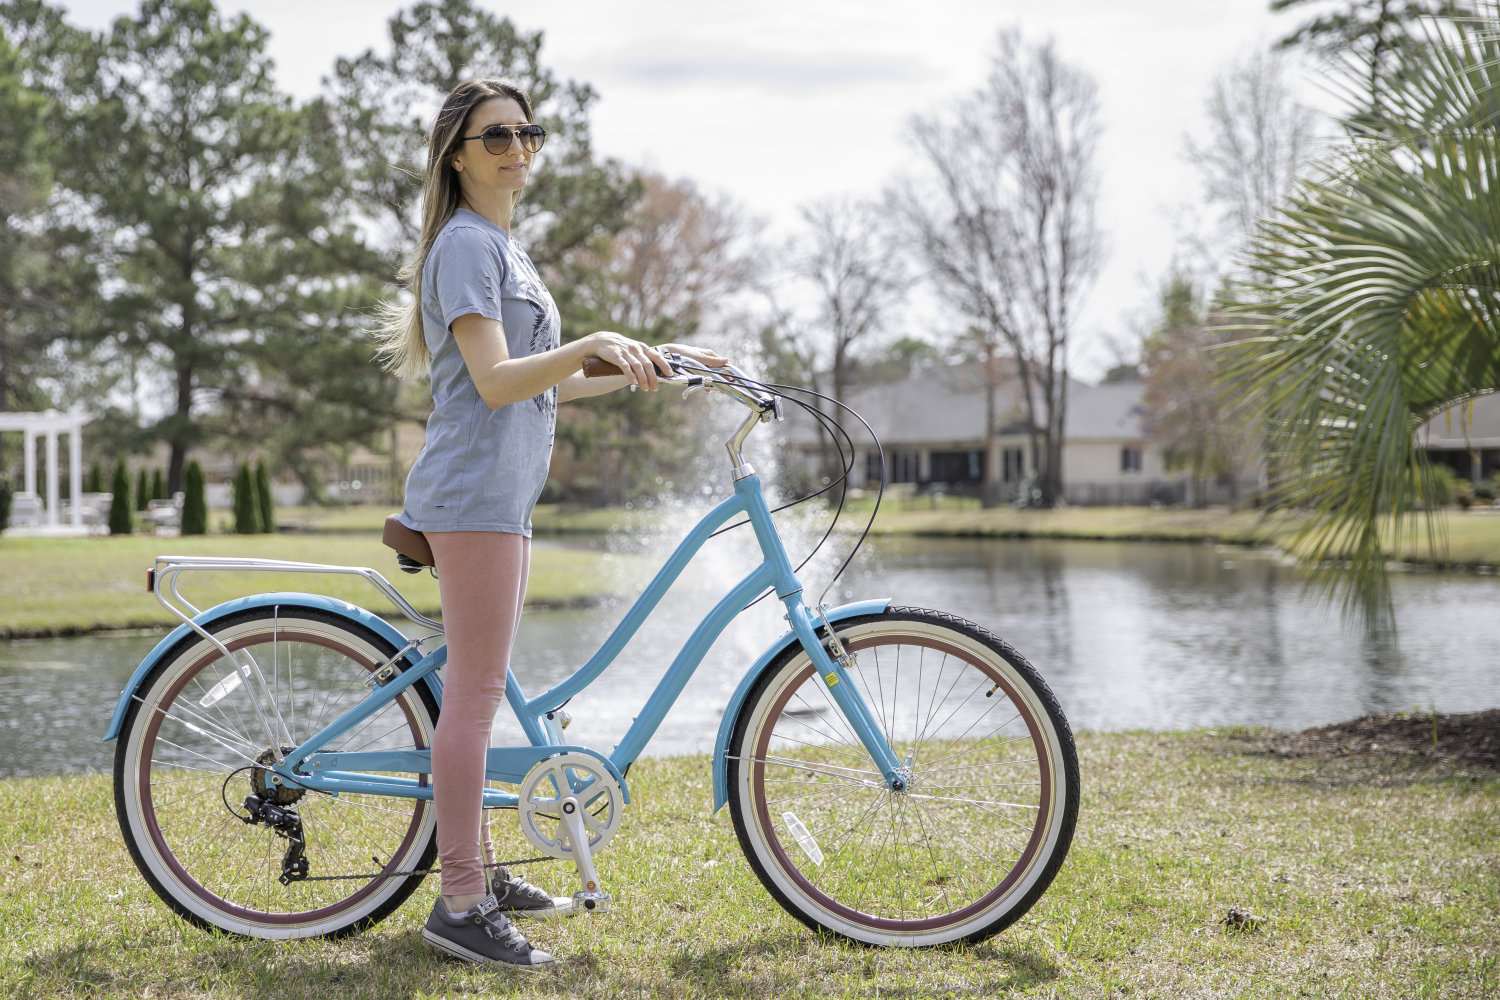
[726,607,1078,947]
[113,607,439,939]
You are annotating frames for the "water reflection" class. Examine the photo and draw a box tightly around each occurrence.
[3,537,1497,777]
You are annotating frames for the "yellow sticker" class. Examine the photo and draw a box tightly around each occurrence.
[824,671,839,687]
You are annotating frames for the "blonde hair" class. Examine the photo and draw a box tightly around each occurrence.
[374,79,536,380]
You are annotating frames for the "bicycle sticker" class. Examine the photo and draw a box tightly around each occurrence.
[823,671,839,687]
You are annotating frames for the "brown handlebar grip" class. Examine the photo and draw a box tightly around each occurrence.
[581,356,623,377]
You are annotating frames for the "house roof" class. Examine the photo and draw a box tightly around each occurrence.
[1065,378,1149,441]
[1418,392,1500,449]
[780,366,1144,446]
[779,367,1022,447]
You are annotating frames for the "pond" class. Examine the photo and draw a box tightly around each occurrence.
[3,535,1497,777]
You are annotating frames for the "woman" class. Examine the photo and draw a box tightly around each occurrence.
[376,78,725,969]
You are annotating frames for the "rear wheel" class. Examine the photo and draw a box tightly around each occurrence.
[114,607,439,939]
[727,608,1078,947]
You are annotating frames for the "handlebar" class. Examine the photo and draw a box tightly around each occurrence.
[583,352,781,479]
[581,353,782,420]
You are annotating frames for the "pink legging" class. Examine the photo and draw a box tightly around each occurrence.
[426,530,530,897]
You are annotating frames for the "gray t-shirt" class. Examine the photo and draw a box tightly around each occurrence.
[397,209,561,536]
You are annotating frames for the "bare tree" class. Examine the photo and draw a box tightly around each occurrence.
[576,170,760,336]
[1140,272,1260,506]
[1183,48,1321,261]
[555,170,762,503]
[793,197,906,406]
[766,197,909,485]
[891,29,1103,507]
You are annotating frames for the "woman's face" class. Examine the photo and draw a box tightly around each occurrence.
[451,96,535,199]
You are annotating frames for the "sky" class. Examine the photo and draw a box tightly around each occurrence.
[59,0,1327,380]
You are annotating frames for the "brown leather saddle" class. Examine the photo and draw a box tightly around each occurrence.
[382,514,434,574]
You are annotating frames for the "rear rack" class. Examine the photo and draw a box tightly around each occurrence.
[150,555,443,634]
[146,555,443,767]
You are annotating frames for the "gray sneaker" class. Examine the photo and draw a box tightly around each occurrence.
[421,895,556,969]
[489,866,575,920]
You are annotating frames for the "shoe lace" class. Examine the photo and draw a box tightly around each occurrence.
[495,868,552,905]
[476,908,530,951]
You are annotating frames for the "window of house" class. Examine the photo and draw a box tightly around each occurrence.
[868,451,921,485]
[930,450,984,483]
[1121,446,1143,473]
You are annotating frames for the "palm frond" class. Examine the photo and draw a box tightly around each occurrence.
[1222,10,1500,624]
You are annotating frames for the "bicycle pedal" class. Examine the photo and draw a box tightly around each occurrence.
[572,889,611,913]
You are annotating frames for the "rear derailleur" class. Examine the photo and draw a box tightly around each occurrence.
[240,792,309,885]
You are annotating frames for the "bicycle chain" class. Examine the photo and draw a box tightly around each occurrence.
[293,856,555,884]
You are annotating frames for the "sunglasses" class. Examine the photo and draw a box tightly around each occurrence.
[459,123,547,155]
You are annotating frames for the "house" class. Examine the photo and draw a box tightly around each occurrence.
[778,365,1198,506]
[1419,392,1500,486]
[1062,378,1183,506]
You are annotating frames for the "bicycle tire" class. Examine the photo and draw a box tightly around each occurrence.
[726,607,1078,947]
[113,606,439,939]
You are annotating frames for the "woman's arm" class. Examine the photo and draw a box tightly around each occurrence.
[557,369,629,402]
[451,316,671,409]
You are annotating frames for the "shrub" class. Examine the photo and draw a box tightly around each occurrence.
[85,461,103,494]
[1425,463,1459,507]
[135,467,150,511]
[0,477,11,530]
[109,460,134,535]
[1456,478,1475,509]
[254,460,275,534]
[151,468,165,502]
[181,461,207,535]
[233,462,261,534]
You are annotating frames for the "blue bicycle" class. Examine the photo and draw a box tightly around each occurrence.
[106,358,1078,948]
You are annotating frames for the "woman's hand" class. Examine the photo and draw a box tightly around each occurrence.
[659,343,729,370]
[584,331,674,391]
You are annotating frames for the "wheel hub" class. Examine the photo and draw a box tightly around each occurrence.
[251,747,305,806]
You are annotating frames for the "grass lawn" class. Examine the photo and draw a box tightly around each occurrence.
[2,729,1494,999]
[865,499,1500,567]
[0,516,651,637]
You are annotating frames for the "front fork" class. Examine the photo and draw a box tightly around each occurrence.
[786,600,906,790]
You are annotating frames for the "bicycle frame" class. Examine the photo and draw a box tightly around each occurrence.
[114,469,905,811]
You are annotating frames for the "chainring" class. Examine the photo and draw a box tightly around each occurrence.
[516,752,625,859]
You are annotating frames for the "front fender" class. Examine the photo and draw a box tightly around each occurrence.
[102,593,431,742]
[711,599,890,812]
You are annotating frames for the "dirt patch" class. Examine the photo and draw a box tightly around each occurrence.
[1249,710,1500,771]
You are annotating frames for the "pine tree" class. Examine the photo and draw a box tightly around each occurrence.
[85,461,102,494]
[233,462,260,534]
[181,460,207,535]
[254,459,275,534]
[134,467,149,512]
[151,468,165,501]
[108,459,134,535]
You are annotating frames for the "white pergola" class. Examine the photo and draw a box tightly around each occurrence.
[0,410,89,533]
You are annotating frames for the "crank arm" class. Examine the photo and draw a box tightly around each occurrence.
[559,795,610,913]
